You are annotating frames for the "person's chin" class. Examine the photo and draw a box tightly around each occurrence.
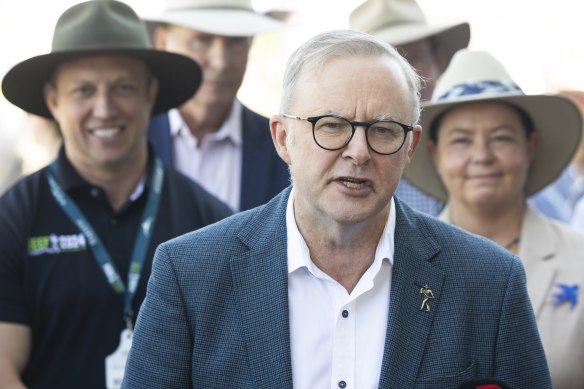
[467,189,505,207]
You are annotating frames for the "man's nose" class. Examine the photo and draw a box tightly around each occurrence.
[342,126,371,165]
[207,38,230,71]
[92,90,117,118]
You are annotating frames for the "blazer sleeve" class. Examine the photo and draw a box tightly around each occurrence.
[494,258,552,389]
[122,243,193,389]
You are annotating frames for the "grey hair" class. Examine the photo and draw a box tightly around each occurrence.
[279,29,422,125]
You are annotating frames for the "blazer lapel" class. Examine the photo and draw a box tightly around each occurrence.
[440,206,559,318]
[519,209,559,318]
[230,189,294,388]
[147,112,174,166]
[379,200,445,388]
[239,106,273,211]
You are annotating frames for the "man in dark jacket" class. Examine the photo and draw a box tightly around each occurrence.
[147,0,289,212]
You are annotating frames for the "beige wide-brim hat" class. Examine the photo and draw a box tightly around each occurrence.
[1,0,202,119]
[350,0,470,68]
[149,0,284,37]
[404,49,582,202]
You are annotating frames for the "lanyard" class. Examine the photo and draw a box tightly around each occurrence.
[46,158,164,324]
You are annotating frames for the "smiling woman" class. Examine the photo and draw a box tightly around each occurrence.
[405,49,584,389]
[430,101,536,212]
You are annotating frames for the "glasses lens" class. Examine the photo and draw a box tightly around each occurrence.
[368,121,405,154]
[314,116,353,150]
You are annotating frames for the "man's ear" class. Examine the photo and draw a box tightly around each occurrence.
[147,77,159,111]
[43,82,58,120]
[269,114,292,165]
[407,124,423,160]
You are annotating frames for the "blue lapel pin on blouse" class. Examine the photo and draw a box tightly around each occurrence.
[553,283,579,310]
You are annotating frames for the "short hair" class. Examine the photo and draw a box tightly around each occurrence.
[279,29,422,124]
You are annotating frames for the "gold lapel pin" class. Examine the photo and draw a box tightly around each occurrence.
[419,285,434,312]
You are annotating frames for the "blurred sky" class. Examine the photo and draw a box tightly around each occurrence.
[2,0,584,173]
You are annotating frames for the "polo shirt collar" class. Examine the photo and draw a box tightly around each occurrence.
[50,144,153,201]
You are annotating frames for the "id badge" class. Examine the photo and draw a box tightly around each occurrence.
[105,328,133,389]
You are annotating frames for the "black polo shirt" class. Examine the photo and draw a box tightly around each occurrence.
[0,146,231,389]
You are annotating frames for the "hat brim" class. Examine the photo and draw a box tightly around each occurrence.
[404,94,582,201]
[149,9,283,37]
[374,22,470,68]
[2,48,201,119]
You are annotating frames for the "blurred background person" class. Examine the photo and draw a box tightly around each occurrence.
[0,1,230,388]
[146,0,290,212]
[405,49,584,389]
[350,0,470,100]
[350,0,470,215]
[572,186,584,229]
[0,123,22,195]
[529,90,584,228]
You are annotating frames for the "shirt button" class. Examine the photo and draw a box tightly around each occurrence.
[110,218,118,226]
[338,380,347,388]
[90,188,99,197]
[342,310,349,318]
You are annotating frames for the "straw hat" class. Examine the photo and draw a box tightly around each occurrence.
[149,0,284,37]
[404,49,583,202]
[1,0,202,119]
[350,0,470,67]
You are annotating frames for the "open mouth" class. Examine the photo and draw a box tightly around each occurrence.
[90,127,122,138]
[339,177,367,189]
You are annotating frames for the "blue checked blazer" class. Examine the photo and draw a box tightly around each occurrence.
[147,104,289,211]
[123,187,551,389]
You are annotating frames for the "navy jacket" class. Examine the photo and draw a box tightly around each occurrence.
[147,105,289,211]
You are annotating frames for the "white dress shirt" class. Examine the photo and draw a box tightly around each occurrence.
[169,101,243,211]
[286,188,395,389]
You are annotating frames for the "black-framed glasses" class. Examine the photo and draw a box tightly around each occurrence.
[282,114,413,155]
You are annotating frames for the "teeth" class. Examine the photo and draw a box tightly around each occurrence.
[341,179,365,189]
[92,128,120,138]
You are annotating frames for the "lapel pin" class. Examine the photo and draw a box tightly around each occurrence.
[419,285,434,312]
[553,283,579,310]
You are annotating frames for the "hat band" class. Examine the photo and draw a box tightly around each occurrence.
[437,80,523,101]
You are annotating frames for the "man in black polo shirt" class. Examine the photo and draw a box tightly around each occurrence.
[0,2,231,388]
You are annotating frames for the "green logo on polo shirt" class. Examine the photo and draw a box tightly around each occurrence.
[28,233,87,256]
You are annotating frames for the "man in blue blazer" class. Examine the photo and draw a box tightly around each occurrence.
[148,107,289,212]
[146,0,289,212]
[124,30,551,388]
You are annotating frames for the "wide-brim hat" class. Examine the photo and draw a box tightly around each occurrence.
[404,49,583,202]
[148,0,284,37]
[350,0,470,69]
[1,0,202,119]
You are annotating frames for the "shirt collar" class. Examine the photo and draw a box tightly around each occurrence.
[169,100,243,146]
[286,187,396,276]
[50,144,152,202]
